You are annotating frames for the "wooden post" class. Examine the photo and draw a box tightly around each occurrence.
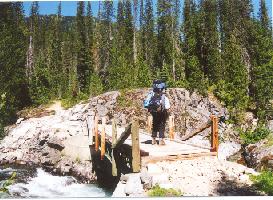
[214,116,219,156]
[210,115,215,152]
[112,119,118,176]
[87,115,94,145]
[131,118,140,172]
[95,115,99,151]
[147,116,152,134]
[210,115,218,156]
[101,117,106,160]
[169,115,175,140]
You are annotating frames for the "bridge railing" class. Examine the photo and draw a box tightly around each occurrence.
[89,113,219,176]
[92,116,141,176]
[146,114,219,156]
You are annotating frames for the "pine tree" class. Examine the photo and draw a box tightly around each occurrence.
[157,0,173,70]
[183,0,206,93]
[99,0,114,84]
[47,2,63,98]
[76,2,89,93]
[258,0,270,30]
[139,0,145,60]
[0,3,30,125]
[217,32,249,118]
[124,0,134,62]
[86,1,94,73]
[198,0,221,84]
[144,0,155,70]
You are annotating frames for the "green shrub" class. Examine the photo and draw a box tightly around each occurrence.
[0,172,16,193]
[148,184,182,197]
[250,170,273,195]
[239,125,271,145]
[117,89,133,108]
[61,92,89,110]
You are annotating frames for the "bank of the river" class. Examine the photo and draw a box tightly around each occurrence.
[113,156,264,197]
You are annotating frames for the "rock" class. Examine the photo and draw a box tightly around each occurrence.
[268,160,273,169]
[124,173,144,195]
[112,182,127,197]
[41,152,60,166]
[47,137,65,151]
[140,170,153,189]
[16,118,24,124]
[120,174,129,182]
[96,104,109,117]
[147,164,163,174]
[267,120,273,132]
[218,142,241,161]
[152,173,169,185]
[159,183,174,190]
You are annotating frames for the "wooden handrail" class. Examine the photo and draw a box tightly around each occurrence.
[112,119,118,176]
[180,120,211,141]
[112,123,132,149]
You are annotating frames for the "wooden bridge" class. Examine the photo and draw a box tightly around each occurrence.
[86,114,219,178]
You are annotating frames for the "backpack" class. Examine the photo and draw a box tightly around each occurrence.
[146,92,165,113]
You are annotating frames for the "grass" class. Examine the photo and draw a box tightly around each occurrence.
[264,134,273,147]
[148,184,182,197]
[250,170,273,195]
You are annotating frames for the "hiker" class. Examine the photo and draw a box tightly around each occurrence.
[144,80,170,145]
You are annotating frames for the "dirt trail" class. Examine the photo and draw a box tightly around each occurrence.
[46,100,63,113]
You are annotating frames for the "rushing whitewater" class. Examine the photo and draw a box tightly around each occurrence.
[7,168,109,198]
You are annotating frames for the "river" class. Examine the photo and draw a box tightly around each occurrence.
[0,165,111,198]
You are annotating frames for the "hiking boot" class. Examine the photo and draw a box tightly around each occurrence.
[159,138,165,146]
[152,137,157,145]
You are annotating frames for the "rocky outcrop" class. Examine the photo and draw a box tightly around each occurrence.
[0,88,244,182]
[244,136,273,170]
[112,157,262,197]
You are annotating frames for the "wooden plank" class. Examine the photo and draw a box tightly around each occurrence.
[95,115,99,151]
[131,119,140,172]
[112,123,132,149]
[101,118,106,160]
[142,152,217,164]
[166,138,211,150]
[112,119,118,176]
[180,120,211,141]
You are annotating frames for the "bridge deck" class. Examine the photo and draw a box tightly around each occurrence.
[98,124,210,157]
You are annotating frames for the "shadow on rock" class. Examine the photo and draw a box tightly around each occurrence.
[214,171,263,196]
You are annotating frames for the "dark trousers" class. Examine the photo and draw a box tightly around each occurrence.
[151,111,168,139]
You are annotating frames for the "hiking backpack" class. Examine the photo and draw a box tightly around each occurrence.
[144,91,165,112]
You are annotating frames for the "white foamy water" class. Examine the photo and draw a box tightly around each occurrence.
[8,168,109,198]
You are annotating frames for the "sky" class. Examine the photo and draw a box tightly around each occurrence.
[23,0,272,20]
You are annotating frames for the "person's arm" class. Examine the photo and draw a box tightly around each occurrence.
[165,96,170,110]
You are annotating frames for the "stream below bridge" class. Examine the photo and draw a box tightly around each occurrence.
[0,164,111,198]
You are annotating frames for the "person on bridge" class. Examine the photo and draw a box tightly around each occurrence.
[143,79,170,145]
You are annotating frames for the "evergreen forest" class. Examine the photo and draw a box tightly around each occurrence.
[0,0,272,136]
